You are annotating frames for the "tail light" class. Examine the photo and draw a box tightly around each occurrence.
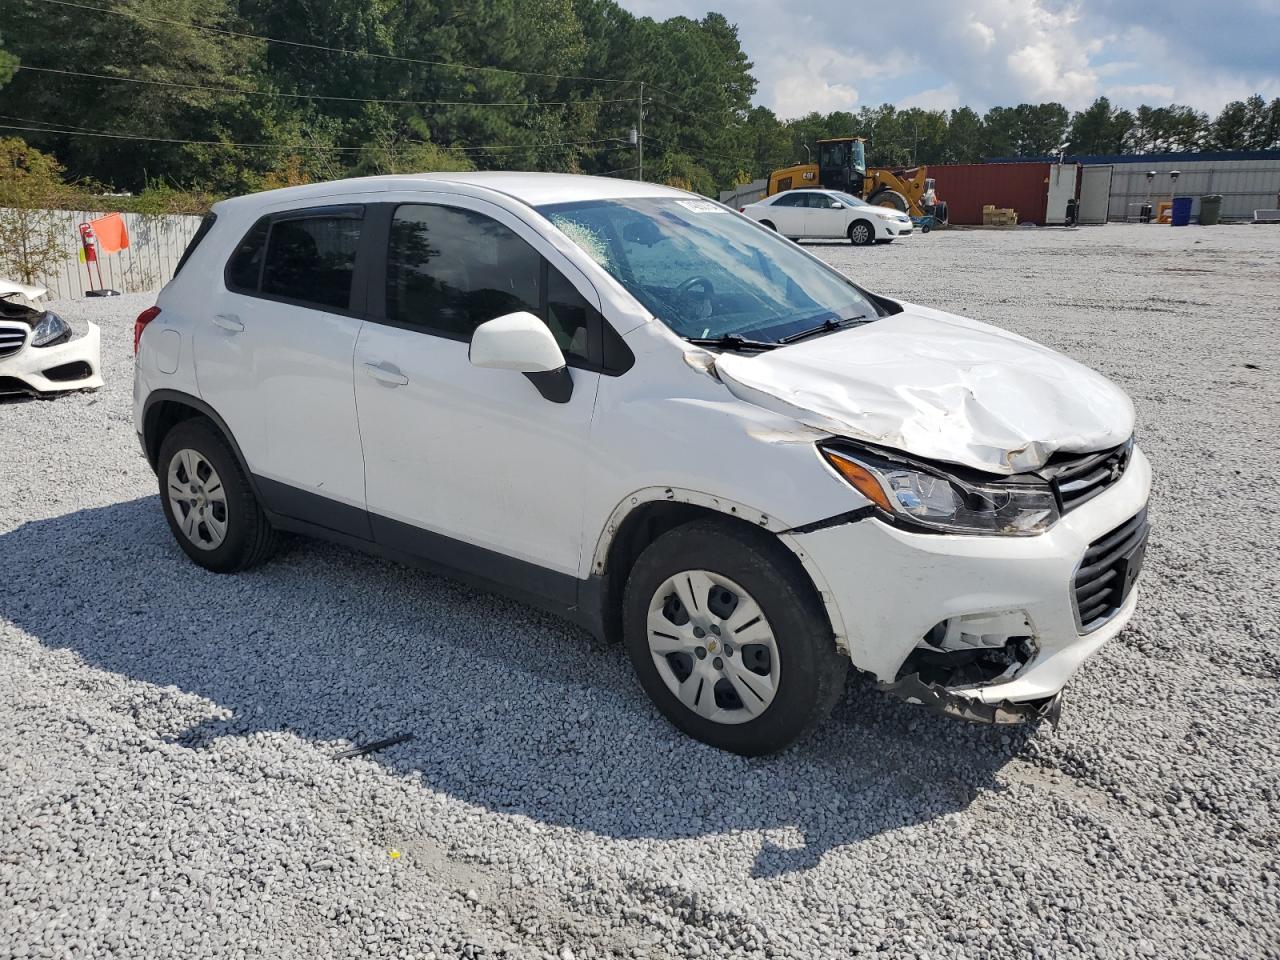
[739,207,745,212]
[133,306,160,354]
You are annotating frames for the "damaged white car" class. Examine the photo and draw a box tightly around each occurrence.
[133,173,1150,755]
[0,280,102,397]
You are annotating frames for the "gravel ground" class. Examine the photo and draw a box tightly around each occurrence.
[2,223,1278,959]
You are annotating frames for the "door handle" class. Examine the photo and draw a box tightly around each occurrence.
[363,361,409,386]
[212,313,244,332]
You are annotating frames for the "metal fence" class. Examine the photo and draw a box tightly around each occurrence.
[1103,159,1280,222]
[1,208,205,300]
[719,178,768,208]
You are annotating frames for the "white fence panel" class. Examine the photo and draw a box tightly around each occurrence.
[1,208,204,300]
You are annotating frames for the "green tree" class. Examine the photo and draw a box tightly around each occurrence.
[1132,104,1208,153]
[1067,97,1134,154]
[0,138,76,284]
[0,31,16,89]
[0,0,273,192]
[945,107,984,163]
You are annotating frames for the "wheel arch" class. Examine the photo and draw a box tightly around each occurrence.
[142,390,259,498]
[589,487,850,653]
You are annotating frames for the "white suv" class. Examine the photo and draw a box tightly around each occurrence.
[134,173,1150,754]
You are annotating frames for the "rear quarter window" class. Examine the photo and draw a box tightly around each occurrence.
[173,213,217,277]
[226,218,269,292]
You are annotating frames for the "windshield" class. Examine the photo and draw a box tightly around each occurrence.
[834,192,870,207]
[537,197,880,343]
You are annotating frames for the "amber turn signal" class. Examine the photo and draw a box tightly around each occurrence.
[820,450,894,512]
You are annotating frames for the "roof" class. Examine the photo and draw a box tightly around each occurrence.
[213,171,689,214]
[986,150,1280,165]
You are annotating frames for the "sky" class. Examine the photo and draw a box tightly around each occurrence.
[617,0,1280,119]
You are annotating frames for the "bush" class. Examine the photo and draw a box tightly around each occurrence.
[0,138,76,284]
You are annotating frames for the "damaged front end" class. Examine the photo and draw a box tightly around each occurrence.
[0,279,103,396]
[878,612,1061,726]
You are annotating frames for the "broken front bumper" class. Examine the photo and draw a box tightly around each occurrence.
[790,446,1152,722]
[0,322,103,395]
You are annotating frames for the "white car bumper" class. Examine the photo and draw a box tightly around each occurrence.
[0,321,103,395]
[791,446,1152,720]
[879,218,913,238]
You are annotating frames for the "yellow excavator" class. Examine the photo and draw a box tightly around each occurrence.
[767,136,947,223]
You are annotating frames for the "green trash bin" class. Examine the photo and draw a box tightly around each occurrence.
[1199,195,1223,225]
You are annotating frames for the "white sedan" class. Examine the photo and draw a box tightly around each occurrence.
[0,280,103,397]
[741,189,913,246]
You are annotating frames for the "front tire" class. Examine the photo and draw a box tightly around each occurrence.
[623,519,847,755]
[157,418,280,573]
[848,220,875,246]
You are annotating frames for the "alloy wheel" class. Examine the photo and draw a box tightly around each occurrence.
[646,569,780,725]
[166,448,229,551]
[850,223,871,245]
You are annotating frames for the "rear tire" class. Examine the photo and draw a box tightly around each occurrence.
[759,219,777,231]
[848,220,875,246]
[623,518,847,755]
[157,418,280,573]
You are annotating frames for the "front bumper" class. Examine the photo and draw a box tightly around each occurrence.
[791,446,1152,719]
[0,322,103,395]
[881,220,913,237]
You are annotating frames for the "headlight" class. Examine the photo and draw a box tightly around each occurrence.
[31,311,71,347]
[819,445,1059,536]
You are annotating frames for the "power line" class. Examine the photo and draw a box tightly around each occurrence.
[0,120,627,156]
[14,65,637,109]
[26,0,638,85]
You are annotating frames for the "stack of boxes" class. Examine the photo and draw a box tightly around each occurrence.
[982,204,1018,226]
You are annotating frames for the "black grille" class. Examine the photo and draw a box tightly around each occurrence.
[1074,509,1149,631]
[0,324,25,359]
[1045,439,1133,513]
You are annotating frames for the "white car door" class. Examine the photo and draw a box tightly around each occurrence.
[352,195,602,595]
[803,193,847,238]
[765,193,807,236]
[195,204,370,536]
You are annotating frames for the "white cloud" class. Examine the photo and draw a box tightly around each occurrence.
[899,85,961,110]
[615,0,1278,116]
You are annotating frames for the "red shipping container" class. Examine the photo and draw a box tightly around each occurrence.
[929,162,1052,226]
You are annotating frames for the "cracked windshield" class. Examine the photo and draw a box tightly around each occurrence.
[540,198,880,344]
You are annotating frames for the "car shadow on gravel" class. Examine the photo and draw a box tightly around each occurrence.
[2,497,1032,877]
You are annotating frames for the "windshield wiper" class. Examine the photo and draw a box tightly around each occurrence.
[778,314,872,344]
[685,334,779,351]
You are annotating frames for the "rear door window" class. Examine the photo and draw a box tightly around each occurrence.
[261,215,362,311]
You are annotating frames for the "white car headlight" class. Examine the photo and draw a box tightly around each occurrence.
[31,311,71,347]
[819,445,1060,536]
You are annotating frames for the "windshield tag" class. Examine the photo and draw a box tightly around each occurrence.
[675,199,727,214]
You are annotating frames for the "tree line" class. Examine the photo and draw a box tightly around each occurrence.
[0,0,1277,203]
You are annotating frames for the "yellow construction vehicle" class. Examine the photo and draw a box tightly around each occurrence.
[767,136,946,223]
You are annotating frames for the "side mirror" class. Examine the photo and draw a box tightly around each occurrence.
[469,311,573,403]
[830,201,845,209]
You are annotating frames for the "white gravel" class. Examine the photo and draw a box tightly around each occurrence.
[2,223,1278,959]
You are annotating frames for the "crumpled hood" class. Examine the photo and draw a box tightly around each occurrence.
[0,279,48,326]
[713,303,1135,474]
[0,279,48,303]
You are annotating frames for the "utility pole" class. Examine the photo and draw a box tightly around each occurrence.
[637,82,645,181]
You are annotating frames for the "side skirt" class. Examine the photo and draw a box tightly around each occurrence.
[255,475,606,638]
